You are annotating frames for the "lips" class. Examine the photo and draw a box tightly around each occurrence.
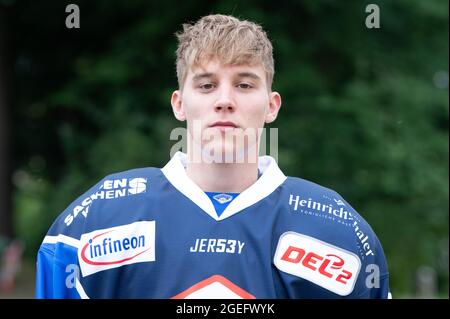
[210,121,238,128]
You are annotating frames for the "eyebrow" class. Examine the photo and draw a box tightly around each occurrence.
[192,73,215,82]
[236,72,261,81]
[192,72,262,82]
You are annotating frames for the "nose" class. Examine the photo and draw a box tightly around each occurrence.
[214,86,236,112]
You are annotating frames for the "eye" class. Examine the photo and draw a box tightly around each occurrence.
[237,83,253,89]
[199,83,215,91]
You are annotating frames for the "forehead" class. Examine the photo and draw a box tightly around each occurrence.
[187,59,266,81]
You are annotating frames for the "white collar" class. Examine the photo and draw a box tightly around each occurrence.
[161,152,287,221]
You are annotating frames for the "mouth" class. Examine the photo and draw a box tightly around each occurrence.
[209,121,238,129]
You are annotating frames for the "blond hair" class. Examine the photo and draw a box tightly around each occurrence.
[175,14,274,90]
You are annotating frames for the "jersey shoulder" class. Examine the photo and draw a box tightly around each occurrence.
[44,166,162,239]
[282,176,387,267]
[275,176,390,297]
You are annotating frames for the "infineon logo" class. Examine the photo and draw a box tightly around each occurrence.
[274,232,361,296]
[78,221,155,276]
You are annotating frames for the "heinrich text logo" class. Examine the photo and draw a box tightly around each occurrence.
[289,195,353,221]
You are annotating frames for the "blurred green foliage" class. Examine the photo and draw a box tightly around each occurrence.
[11,0,448,297]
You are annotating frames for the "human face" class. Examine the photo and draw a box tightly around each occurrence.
[171,59,281,163]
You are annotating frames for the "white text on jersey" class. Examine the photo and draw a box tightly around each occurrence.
[289,194,353,220]
[64,178,147,226]
[353,220,374,256]
[190,238,245,254]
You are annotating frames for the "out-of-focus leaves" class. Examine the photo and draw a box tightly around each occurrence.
[11,0,448,296]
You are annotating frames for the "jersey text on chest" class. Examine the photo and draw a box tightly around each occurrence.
[189,238,245,254]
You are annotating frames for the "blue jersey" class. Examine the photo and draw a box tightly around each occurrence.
[36,152,390,299]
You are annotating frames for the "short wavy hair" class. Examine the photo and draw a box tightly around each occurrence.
[175,14,274,90]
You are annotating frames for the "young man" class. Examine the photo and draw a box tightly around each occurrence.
[36,14,390,298]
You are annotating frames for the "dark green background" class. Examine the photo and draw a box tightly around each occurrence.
[4,0,449,297]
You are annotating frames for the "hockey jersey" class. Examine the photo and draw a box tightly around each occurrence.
[36,152,390,299]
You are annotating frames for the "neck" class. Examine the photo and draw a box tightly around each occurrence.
[186,146,259,193]
[186,161,258,193]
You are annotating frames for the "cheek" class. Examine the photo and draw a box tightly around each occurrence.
[182,96,204,119]
[185,107,208,126]
[184,90,215,110]
[244,95,269,123]
[182,99,213,130]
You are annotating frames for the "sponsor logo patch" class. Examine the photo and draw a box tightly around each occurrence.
[64,177,148,226]
[213,193,233,204]
[288,194,353,222]
[352,220,375,257]
[274,232,361,296]
[78,221,155,276]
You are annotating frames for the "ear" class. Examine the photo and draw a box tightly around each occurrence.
[265,92,282,124]
[171,90,186,121]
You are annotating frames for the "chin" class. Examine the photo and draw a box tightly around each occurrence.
[200,136,258,163]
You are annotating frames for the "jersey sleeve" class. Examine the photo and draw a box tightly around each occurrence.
[36,239,80,298]
[352,234,391,299]
[35,178,106,299]
[332,191,391,299]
